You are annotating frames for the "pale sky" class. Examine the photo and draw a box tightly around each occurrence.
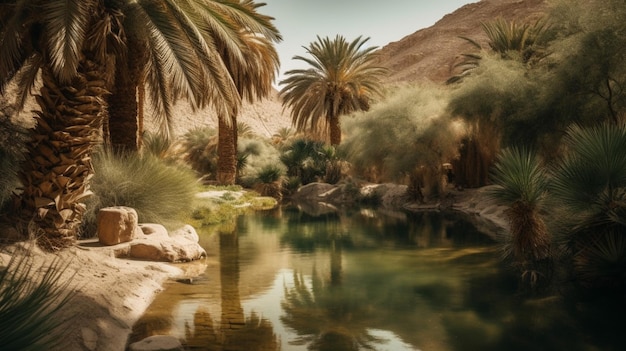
[260,0,475,85]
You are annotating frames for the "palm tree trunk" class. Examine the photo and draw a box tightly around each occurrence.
[329,112,341,146]
[18,61,107,250]
[217,116,237,185]
[107,35,146,153]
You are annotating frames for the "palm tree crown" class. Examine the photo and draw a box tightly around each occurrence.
[279,35,386,145]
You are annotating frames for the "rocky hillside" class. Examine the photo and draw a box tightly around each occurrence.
[214,0,549,139]
[376,0,548,85]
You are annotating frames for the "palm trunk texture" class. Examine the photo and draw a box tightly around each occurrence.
[107,35,146,153]
[18,61,106,250]
[217,117,237,185]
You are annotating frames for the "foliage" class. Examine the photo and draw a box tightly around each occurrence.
[141,132,175,161]
[447,17,551,84]
[237,137,284,187]
[279,138,338,185]
[489,147,552,288]
[0,248,76,350]
[253,164,285,200]
[343,84,461,199]
[550,124,626,288]
[189,187,276,226]
[490,147,549,207]
[180,127,219,177]
[279,35,387,145]
[84,149,198,234]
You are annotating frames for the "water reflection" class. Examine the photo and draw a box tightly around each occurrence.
[131,206,626,351]
[129,220,280,351]
[281,269,387,351]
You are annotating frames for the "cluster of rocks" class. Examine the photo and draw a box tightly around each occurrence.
[96,206,206,262]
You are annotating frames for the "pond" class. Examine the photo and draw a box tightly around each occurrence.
[128,205,625,351]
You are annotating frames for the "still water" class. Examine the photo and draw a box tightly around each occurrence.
[129,205,625,351]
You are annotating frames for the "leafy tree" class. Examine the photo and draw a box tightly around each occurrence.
[342,84,461,200]
[280,35,386,145]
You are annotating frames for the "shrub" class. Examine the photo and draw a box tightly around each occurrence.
[237,137,284,187]
[551,123,626,289]
[253,164,285,200]
[84,150,198,235]
[179,127,218,177]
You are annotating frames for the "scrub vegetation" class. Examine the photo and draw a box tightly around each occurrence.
[1,0,626,346]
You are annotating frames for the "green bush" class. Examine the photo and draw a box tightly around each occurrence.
[238,137,284,187]
[179,127,218,177]
[84,150,199,235]
[0,248,76,350]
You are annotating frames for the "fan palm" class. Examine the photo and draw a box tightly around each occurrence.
[551,123,626,288]
[489,147,551,288]
[0,0,124,249]
[279,35,386,145]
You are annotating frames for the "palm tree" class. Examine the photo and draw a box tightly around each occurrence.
[551,123,626,289]
[489,147,552,289]
[105,0,279,153]
[279,35,386,146]
[214,20,281,185]
[0,0,124,249]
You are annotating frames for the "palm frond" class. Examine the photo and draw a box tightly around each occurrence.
[489,147,548,207]
[0,248,77,350]
[42,0,94,82]
[551,123,626,215]
[0,0,32,92]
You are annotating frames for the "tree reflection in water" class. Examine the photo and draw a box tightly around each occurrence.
[183,221,279,351]
[279,208,387,350]
[281,269,386,351]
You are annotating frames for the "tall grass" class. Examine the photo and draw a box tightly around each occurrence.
[0,247,76,350]
[84,150,199,234]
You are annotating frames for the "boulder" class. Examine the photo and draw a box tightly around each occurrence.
[97,206,140,246]
[290,182,336,201]
[128,335,183,351]
[129,233,206,262]
[170,224,199,243]
[139,223,169,238]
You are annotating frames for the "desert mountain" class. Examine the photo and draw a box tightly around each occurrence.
[206,0,549,139]
[376,0,548,85]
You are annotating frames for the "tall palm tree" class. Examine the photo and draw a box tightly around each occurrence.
[214,18,281,185]
[105,0,274,152]
[0,0,124,249]
[279,35,386,146]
